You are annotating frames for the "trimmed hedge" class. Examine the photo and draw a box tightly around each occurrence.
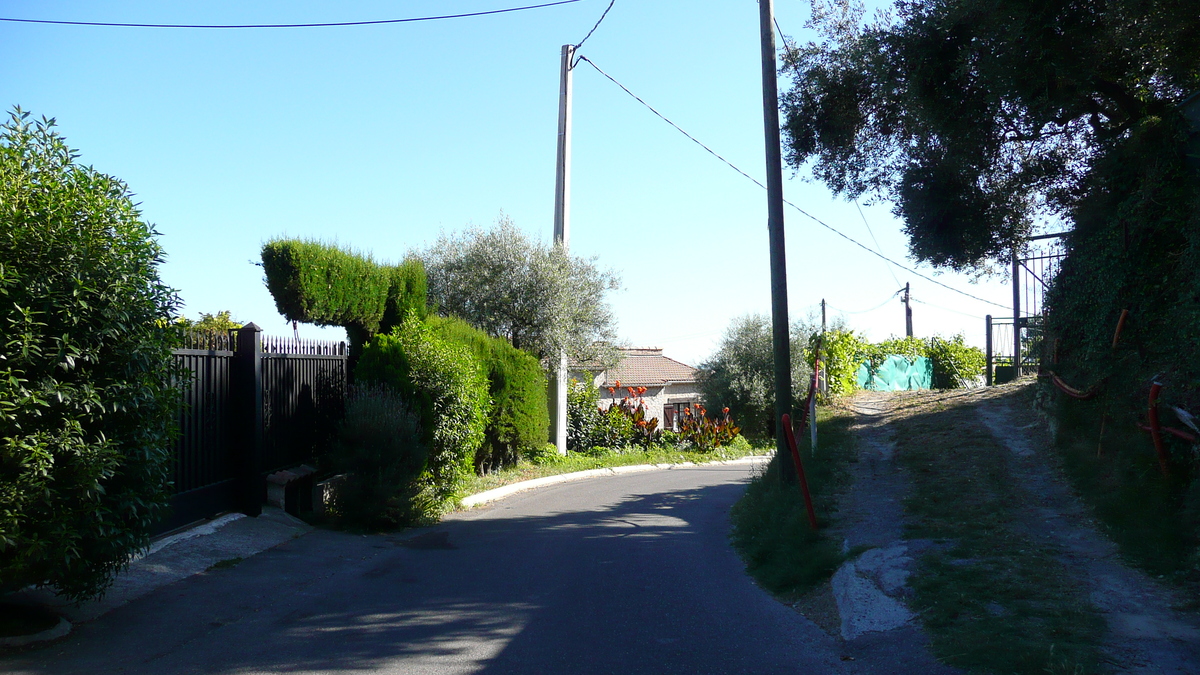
[356,312,489,515]
[427,316,549,472]
[261,239,427,358]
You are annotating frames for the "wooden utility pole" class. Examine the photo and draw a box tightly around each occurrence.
[758,0,795,482]
[903,282,913,337]
[550,44,575,455]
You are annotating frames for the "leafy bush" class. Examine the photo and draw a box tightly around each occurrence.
[356,312,489,515]
[817,328,868,400]
[821,331,983,396]
[925,335,986,388]
[567,378,604,451]
[261,239,427,360]
[173,310,243,331]
[328,384,427,529]
[426,316,548,472]
[679,404,741,452]
[0,110,180,601]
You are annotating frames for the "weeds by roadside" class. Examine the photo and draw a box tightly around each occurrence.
[1043,384,1200,592]
[729,406,859,599]
[891,386,1103,674]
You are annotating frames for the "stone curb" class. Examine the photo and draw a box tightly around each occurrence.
[460,455,773,508]
[0,617,71,648]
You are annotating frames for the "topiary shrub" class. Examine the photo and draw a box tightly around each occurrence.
[327,383,427,529]
[261,238,427,363]
[355,312,489,515]
[0,110,180,601]
[425,316,548,472]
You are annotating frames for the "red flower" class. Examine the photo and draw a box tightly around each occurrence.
[638,386,647,395]
[614,379,621,388]
[607,387,615,394]
[723,407,730,414]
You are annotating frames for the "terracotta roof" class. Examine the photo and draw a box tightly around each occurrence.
[601,348,698,387]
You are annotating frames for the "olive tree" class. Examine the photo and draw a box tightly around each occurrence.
[421,215,621,364]
[0,109,181,601]
[698,314,822,439]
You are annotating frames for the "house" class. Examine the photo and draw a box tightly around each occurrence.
[572,347,703,432]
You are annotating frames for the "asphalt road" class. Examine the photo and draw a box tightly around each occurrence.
[6,463,857,675]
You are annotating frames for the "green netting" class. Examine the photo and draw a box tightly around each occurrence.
[855,355,933,391]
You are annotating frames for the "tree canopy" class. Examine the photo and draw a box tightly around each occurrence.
[421,215,621,363]
[781,0,1200,271]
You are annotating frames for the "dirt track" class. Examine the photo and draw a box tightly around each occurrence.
[804,382,1200,673]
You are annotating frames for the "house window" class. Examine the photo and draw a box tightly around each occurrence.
[663,404,678,432]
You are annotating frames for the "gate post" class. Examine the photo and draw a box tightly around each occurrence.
[234,322,264,516]
[985,315,993,387]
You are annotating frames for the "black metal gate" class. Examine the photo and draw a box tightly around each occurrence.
[986,234,1066,385]
[161,325,346,533]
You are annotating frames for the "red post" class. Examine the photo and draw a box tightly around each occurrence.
[782,413,819,530]
[1148,382,1170,476]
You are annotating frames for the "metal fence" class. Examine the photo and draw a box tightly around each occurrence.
[985,234,1066,385]
[161,324,346,533]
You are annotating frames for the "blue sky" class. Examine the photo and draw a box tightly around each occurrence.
[2,0,1029,365]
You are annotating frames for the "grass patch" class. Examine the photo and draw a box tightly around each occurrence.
[891,387,1103,674]
[206,557,244,571]
[457,437,768,504]
[1045,386,1200,587]
[729,406,859,598]
[0,604,59,638]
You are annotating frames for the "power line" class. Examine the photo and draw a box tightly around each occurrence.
[827,290,902,315]
[573,0,614,52]
[0,1,581,29]
[911,298,986,320]
[576,55,770,190]
[854,199,902,289]
[577,54,1012,312]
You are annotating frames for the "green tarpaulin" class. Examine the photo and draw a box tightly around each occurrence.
[855,355,933,391]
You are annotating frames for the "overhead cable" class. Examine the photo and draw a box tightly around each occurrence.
[827,290,902,315]
[576,54,1012,313]
[0,1,580,28]
[911,298,987,320]
[854,199,902,289]
[573,0,615,52]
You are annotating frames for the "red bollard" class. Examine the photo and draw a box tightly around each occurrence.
[1148,383,1170,477]
[782,413,819,530]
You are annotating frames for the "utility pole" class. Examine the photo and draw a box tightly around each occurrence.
[903,282,913,337]
[758,0,795,482]
[550,44,575,455]
[821,298,826,334]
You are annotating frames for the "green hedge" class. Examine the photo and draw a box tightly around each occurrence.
[0,110,180,601]
[427,316,549,472]
[814,331,984,398]
[261,238,427,358]
[356,312,489,515]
